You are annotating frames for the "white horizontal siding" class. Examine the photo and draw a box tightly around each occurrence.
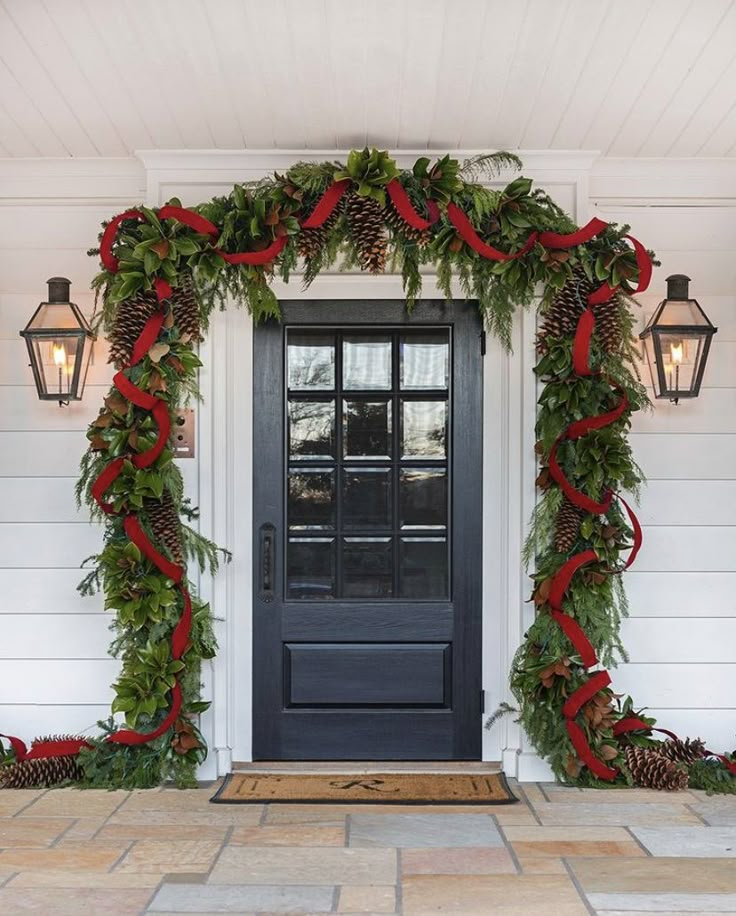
[0,569,103,614]
[597,197,736,751]
[0,614,111,659]
[0,660,117,704]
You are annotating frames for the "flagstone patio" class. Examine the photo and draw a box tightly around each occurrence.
[0,779,735,914]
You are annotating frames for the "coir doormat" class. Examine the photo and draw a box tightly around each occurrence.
[211,771,517,805]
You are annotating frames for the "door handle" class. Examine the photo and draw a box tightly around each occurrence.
[259,523,276,602]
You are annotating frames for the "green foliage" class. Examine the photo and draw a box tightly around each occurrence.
[79,150,666,791]
[333,147,399,205]
[689,757,736,795]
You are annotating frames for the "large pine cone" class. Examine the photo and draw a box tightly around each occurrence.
[594,296,623,355]
[0,755,83,788]
[146,489,184,568]
[171,273,202,344]
[345,194,387,273]
[297,206,341,261]
[624,745,689,791]
[108,289,159,369]
[554,496,583,554]
[537,269,593,350]
[659,736,707,766]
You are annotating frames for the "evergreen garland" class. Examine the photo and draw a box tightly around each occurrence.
[10,148,730,793]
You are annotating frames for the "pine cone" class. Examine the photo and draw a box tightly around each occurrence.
[146,489,184,568]
[108,289,159,369]
[346,193,387,273]
[171,273,202,344]
[624,745,689,791]
[594,296,623,354]
[554,496,583,553]
[384,201,431,247]
[0,754,83,789]
[297,206,341,261]
[660,736,707,766]
[537,269,593,350]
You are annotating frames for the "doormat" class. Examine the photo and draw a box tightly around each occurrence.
[211,771,517,805]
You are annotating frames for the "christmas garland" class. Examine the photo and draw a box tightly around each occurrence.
[1,149,734,791]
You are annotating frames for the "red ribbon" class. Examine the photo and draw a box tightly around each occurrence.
[567,721,619,780]
[447,202,539,260]
[301,178,350,229]
[0,735,91,762]
[386,179,440,231]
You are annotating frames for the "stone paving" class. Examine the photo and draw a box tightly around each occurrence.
[0,779,735,913]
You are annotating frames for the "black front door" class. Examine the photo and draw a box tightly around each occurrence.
[252,300,483,760]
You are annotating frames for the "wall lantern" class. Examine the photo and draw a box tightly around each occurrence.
[639,274,717,405]
[20,277,95,406]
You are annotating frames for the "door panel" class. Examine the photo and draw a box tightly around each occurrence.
[253,300,483,760]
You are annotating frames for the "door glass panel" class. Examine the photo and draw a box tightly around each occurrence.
[343,400,392,459]
[288,470,335,529]
[285,327,451,600]
[400,537,448,598]
[401,331,449,390]
[401,401,447,459]
[289,400,335,459]
[343,468,392,529]
[400,468,447,529]
[343,537,393,597]
[343,335,391,390]
[287,538,335,599]
[288,332,335,390]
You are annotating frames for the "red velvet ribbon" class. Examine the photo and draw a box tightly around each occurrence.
[567,721,619,780]
[301,178,350,229]
[386,179,440,230]
[0,735,91,762]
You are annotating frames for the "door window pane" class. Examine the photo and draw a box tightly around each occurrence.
[401,331,449,390]
[287,538,335,599]
[343,468,392,529]
[288,470,335,529]
[343,335,391,390]
[344,400,392,460]
[343,537,393,597]
[289,400,335,459]
[400,537,448,598]
[288,332,335,390]
[401,401,447,458]
[400,468,447,529]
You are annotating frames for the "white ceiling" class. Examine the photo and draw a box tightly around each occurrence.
[0,0,735,159]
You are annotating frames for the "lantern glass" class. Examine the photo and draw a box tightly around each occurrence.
[20,279,95,405]
[639,275,717,403]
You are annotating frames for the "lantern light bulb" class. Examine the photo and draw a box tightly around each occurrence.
[52,343,67,366]
[670,341,683,365]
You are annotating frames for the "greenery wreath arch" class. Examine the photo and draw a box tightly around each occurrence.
[1,149,734,793]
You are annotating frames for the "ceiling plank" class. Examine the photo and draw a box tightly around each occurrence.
[610,0,733,157]
[0,99,41,156]
[396,0,447,148]
[325,0,367,149]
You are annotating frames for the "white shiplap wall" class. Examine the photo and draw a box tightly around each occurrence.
[0,153,733,765]
[591,160,736,751]
[0,159,145,738]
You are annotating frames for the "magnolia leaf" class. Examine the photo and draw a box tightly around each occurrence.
[148,342,170,363]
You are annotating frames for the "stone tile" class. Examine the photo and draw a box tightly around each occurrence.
[7,869,161,888]
[401,846,516,875]
[0,845,126,871]
[541,784,701,805]
[517,783,548,806]
[401,874,588,914]
[108,806,262,827]
[21,788,129,818]
[338,884,396,913]
[121,788,219,811]
[209,845,396,886]
[349,813,503,848]
[97,823,229,843]
[631,826,736,857]
[149,882,335,913]
[490,807,538,826]
[115,839,223,874]
[59,817,108,841]
[534,803,701,826]
[0,791,46,816]
[0,886,153,914]
[687,794,736,826]
[515,855,568,874]
[570,857,736,894]
[263,805,349,826]
[0,817,73,847]
[263,803,512,823]
[230,824,345,846]
[504,825,644,858]
[589,893,736,912]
